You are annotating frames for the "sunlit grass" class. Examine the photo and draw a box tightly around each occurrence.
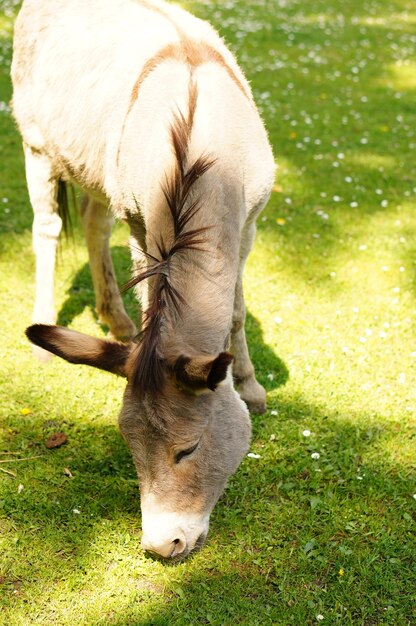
[1,0,415,624]
[357,13,416,27]
[385,61,416,91]
[347,152,397,170]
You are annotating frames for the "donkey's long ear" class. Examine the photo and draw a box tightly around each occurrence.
[26,325,131,377]
[173,352,233,393]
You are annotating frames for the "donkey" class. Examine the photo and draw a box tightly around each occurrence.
[12,0,275,558]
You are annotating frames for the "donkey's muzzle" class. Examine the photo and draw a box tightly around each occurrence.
[140,504,209,559]
[141,529,187,559]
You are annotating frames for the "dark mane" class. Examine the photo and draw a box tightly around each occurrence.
[123,81,215,395]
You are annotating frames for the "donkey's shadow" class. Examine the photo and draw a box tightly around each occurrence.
[57,245,137,329]
[57,246,289,393]
[245,311,288,392]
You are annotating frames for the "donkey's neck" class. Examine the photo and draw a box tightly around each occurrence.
[161,244,238,356]
[151,174,243,357]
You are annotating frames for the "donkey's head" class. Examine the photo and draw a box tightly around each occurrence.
[26,324,251,559]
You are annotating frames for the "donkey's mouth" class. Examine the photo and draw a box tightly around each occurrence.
[194,530,208,551]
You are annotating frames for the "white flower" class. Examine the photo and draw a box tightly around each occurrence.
[18,484,24,494]
[72,508,81,514]
[247,453,261,459]
[412,494,416,500]
[317,615,324,621]
[271,410,278,416]
[311,452,320,460]
[302,429,311,437]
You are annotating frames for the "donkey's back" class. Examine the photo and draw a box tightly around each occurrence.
[12,0,272,212]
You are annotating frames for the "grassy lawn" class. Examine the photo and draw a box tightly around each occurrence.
[1,0,415,624]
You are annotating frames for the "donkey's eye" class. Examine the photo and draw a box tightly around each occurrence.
[175,442,199,464]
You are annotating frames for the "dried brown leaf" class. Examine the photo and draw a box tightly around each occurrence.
[45,432,68,449]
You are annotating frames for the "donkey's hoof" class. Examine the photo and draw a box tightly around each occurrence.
[244,398,267,415]
[32,344,54,363]
[237,379,267,415]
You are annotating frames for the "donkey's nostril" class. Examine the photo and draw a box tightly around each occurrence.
[170,536,186,558]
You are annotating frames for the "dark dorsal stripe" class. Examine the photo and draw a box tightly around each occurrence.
[132,0,250,101]
[128,39,249,117]
[116,6,250,167]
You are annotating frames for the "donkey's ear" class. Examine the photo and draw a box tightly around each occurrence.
[173,352,233,393]
[26,324,131,377]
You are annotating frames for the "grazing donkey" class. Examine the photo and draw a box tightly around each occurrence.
[12,0,275,558]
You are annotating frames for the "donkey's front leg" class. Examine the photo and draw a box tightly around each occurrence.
[231,224,267,414]
[231,284,267,414]
[80,196,136,341]
[25,145,62,362]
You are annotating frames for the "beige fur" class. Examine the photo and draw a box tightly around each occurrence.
[13,0,275,558]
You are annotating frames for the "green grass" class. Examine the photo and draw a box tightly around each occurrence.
[1,0,415,624]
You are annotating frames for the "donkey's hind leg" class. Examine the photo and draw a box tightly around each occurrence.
[80,196,136,341]
[231,222,266,414]
[25,145,62,362]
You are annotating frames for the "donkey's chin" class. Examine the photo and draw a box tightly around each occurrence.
[194,529,208,550]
